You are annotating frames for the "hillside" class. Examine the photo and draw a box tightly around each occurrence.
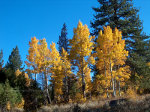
[37,95,150,112]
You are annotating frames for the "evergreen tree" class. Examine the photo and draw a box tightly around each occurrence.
[0,50,6,83]
[6,46,22,71]
[91,0,150,88]
[57,23,69,54]
[0,50,4,69]
[57,23,71,102]
[0,80,22,110]
[5,46,22,87]
[23,80,44,112]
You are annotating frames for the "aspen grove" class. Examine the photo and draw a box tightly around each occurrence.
[25,21,130,103]
[1,0,150,111]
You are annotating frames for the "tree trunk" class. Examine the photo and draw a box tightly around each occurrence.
[110,59,116,97]
[81,57,86,98]
[119,81,121,96]
[118,65,121,96]
[104,60,109,98]
[44,68,51,104]
[114,65,117,97]
[35,73,37,82]
[114,77,116,96]
[65,75,69,102]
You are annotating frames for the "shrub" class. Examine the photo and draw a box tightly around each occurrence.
[0,80,22,110]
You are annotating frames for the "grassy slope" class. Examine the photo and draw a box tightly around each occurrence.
[38,94,150,112]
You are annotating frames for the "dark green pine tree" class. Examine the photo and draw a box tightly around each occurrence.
[0,50,6,83]
[6,46,22,71]
[0,50,4,69]
[57,23,70,102]
[91,0,150,89]
[0,79,22,109]
[5,46,23,87]
[57,23,69,54]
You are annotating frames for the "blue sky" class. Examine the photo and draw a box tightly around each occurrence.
[0,0,150,66]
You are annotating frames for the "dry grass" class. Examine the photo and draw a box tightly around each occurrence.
[37,94,150,112]
[1,94,150,112]
[0,107,24,112]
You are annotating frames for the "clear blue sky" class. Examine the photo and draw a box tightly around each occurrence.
[0,0,150,66]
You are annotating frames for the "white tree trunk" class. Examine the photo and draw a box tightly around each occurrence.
[110,59,116,97]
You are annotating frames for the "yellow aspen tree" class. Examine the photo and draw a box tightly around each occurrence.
[25,37,39,81]
[116,66,130,96]
[84,64,92,97]
[26,37,51,104]
[49,42,64,102]
[26,37,54,104]
[96,26,114,97]
[96,26,130,97]
[112,28,130,96]
[37,38,51,104]
[61,48,72,102]
[69,21,95,98]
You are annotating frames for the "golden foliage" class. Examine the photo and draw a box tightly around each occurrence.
[6,101,11,111]
[15,98,25,109]
[75,93,86,103]
[15,69,30,87]
[69,21,95,98]
[15,69,22,77]
[95,26,130,96]
[50,42,64,101]
[126,86,138,99]
[24,73,30,87]
[25,24,132,103]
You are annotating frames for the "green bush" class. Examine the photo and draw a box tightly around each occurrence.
[0,80,22,109]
